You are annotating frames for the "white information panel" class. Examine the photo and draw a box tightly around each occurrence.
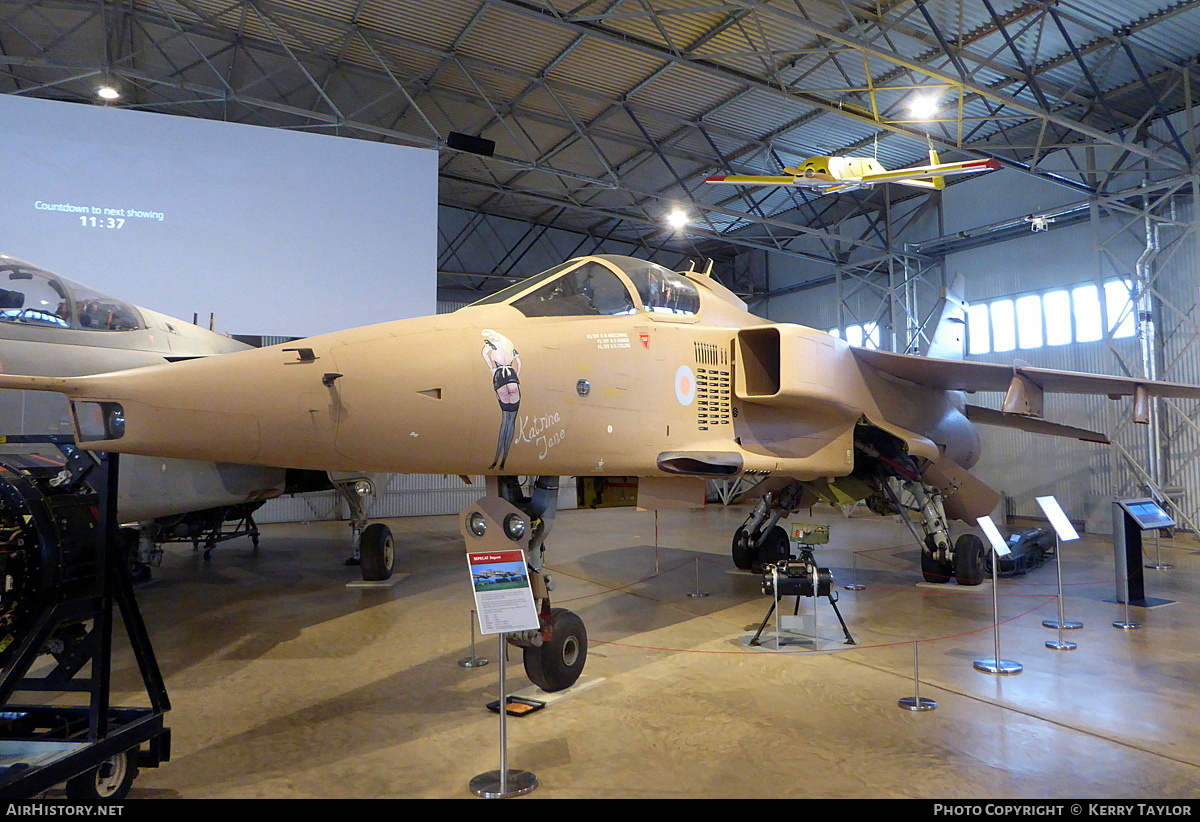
[1036,495,1080,541]
[467,550,540,635]
[976,515,1012,557]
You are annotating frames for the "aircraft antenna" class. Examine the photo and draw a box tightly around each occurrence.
[703,259,714,277]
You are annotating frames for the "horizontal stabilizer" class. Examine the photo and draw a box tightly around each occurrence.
[0,373,80,395]
[705,175,797,186]
[964,404,1110,444]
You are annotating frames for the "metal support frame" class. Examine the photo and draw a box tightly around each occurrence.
[832,193,946,354]
[0,450,171,800]
[1092,176,1200,537]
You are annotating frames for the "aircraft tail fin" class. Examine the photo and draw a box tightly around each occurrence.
[927,148,946,190]
[920,273,969,359]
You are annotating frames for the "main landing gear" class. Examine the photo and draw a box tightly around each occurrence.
[886,479,985,586]
[731,482,807,572]
[459,476,587,693]
[730,472,986,586]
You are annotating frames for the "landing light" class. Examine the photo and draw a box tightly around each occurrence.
[503,513,527,541]
[467,512,487,537]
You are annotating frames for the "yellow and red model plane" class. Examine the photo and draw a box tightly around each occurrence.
[706,149,1000,193]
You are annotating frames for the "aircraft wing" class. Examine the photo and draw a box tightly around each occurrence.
[704,174,836,189]
[857,157,1000,185]
[853,347,1200,398]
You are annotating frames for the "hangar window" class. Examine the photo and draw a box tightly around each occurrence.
[827,322,880,349]
[967,304,990,355]
[1072,284,1103,343]
[1104,280,1137,338]
[990,299,1016,352]
[1043,291,1072,346]
[966,278,1135,356]
[511,261,636,318]
[1016,295,1043,349]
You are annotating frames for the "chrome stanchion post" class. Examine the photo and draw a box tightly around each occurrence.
[973,516,1022,675]
[898,640,936,711]
[1145,529,1173,570]
[470,633,537,798]
[845,550,865,591]
[654,510,660,574]
[1113,575,1142,630]
[459,610,489,668]
[687,556,710,598]
[1045,535,1077,651]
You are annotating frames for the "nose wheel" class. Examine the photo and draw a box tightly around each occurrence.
[522,608,587,692]
[358,522,395,581]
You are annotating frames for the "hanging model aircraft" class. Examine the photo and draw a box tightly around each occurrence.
[705,149,1001,193]
[0,253,1196,693]
[0,254,391,581]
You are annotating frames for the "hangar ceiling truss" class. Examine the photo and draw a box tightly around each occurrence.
[3,1,1200,287]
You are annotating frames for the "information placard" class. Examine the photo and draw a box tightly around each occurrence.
[1036,495,1080,541]
[467,550,540,635]
[976,516,1011,557]
[1116,498,1176,531]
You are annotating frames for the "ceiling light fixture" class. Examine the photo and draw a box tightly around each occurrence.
[908,93,939,120]
[97,85,120,101]
[666,207,689,231]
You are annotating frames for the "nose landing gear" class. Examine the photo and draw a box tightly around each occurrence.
[460,476,587,693]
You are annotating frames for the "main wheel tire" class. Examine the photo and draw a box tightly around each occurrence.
[954,533,987,586]
[921,533,950,583]
[65,751,136,802]
[359,523,395,581]
[731,527,754,570]
[753,525,790,571]
[523,608,587,692]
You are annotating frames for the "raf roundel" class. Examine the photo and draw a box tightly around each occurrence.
[674,365,696,406]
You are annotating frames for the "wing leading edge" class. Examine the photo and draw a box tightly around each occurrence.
[853,346,1200,431]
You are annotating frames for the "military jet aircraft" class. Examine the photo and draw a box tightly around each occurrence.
[0,254,391,580]
[706,149,1000,193]
[1,253,1196,693]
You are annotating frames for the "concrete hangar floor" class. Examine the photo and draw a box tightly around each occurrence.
[83,503,1200,798]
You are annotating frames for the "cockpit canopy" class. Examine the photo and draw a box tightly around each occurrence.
[0,258,145,332]
[470,255,700,318]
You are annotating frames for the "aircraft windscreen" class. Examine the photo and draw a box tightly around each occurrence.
[0,262,144,331]
[619,261,700,315]
[467,261,578,308]
[512,261,636,318]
